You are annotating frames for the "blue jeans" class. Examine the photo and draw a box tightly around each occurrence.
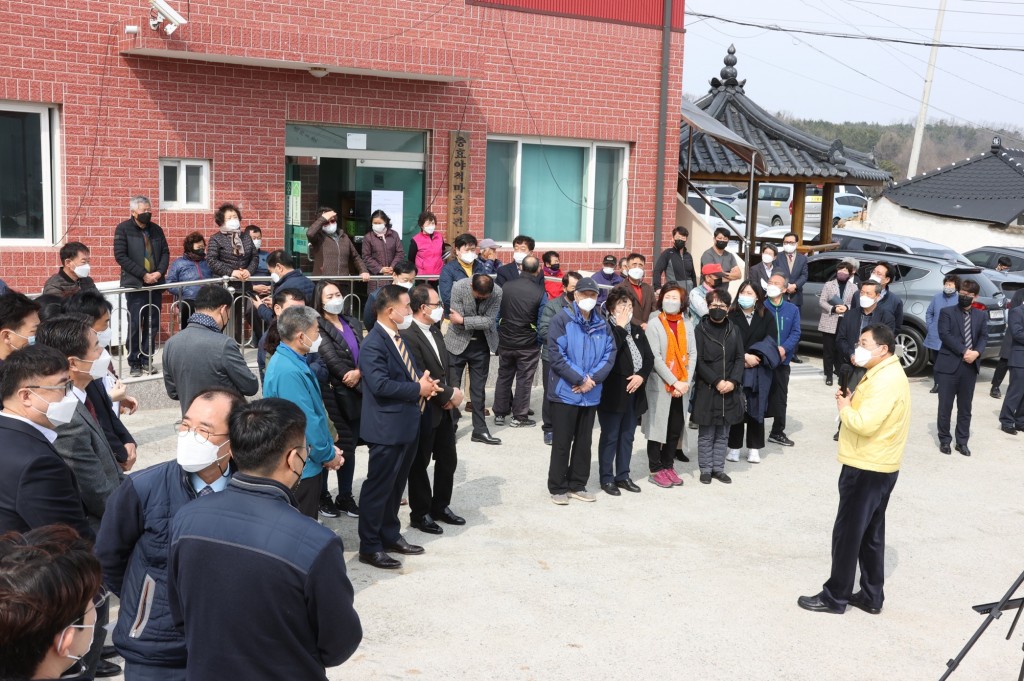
[596,395,638,484]
[126,289,162,368]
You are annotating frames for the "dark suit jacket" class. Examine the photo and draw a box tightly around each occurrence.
[614,281,656,327]
[836,307,897,365]
[495,262,521,287]
[777,252,809,306]
[1008,304,1024,369]
[0,415,93,539]
[935,305,989,375]
[401,322,456,429]
[86,379,135,463]
[358,323,423,445]
[875,288,905,332]
[53,401,124,529]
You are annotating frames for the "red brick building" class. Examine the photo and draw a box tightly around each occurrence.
[0,0,684,291]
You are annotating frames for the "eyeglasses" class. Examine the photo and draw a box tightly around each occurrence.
[173,419,229,445]
[26,380,74,397]
[423,302,442,308]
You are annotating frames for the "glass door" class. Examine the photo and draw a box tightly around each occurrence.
[354,160,425,254]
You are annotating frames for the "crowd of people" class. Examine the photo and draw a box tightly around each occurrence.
[1,199,1023,680]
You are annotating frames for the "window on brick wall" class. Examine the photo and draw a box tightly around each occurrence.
[0,102,61,243]
[159,159,210,210]
[484,137,628,246]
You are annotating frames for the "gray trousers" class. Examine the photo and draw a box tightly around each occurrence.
[697,424,729,474]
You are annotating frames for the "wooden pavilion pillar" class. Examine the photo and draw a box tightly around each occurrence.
[745,180,760,269]
[820,183,836,244]
[791,182,807,243]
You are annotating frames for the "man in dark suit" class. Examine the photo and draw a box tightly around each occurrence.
[836,281,897,371]
[935,279,988,456]
[495,234,537,286]
[869,261,904,333]
[493,256,546,427]
[402,286,466,536]
[357,285,441,569]
[778,232,809,362]
[999,297,1024,435]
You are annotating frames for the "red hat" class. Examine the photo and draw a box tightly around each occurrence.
[701,263,724,276]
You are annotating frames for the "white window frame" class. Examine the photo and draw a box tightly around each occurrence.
[485,135,629,248]
[159,158,210,210]
[0,101,61,246]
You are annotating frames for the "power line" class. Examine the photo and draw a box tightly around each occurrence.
[687,11,1024,51]
[848,0,1024,16]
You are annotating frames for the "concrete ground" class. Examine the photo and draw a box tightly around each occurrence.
[104,350,1024,680]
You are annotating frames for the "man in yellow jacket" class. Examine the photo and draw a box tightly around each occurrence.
[799,324,910,615]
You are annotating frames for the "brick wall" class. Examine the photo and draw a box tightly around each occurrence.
[0,0,683,292]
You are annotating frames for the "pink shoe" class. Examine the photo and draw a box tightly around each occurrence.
[664,468,684,486]
[648,470,673,488]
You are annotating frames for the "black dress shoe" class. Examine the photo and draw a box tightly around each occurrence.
[434,507,466,525]
[797,593,844,614]
[674,448,690,462]
[930,384,939,394]
[471,431,502,445]
[101,644,119,660]
[411,515,443,535]
[955,443,971,457]
[385,537,425,555]
[358,551,401,570]
[616,478,642,493]
[849,591,882,615]
[791,355,803,364]
[601,482,621,496]
[95,659,123,678]
[991,386,1002,399]
[768,433,795,447]
[939,444,951,455]
[528,408,535,416]
[825,377,833,386]
[1001,425,1019,435]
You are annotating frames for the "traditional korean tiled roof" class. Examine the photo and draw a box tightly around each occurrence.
[680,45,891,184]
[883,140,1024,224]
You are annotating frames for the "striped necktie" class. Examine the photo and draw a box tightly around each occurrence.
[963,309,972,349]
[394,334,426,413]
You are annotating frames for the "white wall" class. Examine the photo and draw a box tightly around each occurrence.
[865,197,1024,252]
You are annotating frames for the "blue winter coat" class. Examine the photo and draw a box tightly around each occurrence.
[925,290,959,351]
[165,256,212,300]
[743,336,782,421]
[766,299,802,365]
[545,304,615,407]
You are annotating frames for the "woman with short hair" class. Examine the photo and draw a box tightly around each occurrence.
[166,231,212,330]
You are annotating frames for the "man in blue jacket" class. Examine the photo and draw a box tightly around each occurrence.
[95,387,244,681]
[262,306,342,518]
[546,277,615,505]
[765,273,802,447]
[256,250,315,323]
[439,233,484,312]
[168,398,361,681]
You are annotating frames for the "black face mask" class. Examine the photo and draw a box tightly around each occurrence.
[674,239,686,250]
[715,240,728,250]
[136,212,152,225]
[549,264,561,272]
[709,308,728,322]
[958,294,974,309]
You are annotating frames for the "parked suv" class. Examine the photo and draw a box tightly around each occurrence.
[801,251,1007,376]
[963,246,1024,273]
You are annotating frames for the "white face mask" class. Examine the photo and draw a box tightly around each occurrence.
[31,392,79,427]
[853,345,877,368]
[513,252,527,264]
[662,299,681,314]
[869,274,882,284]
[252,239,262,249]
[423,225,435,235]
[176,431,230,473]
[372,223,386,235]
[270,272,281,284]
[459,251,477,264]
[76,349,111,381]
[302,333,322,354]
[577,298,598,312]
[395,281,413,290]
[943,286,956,296]
[628,267,644,281]
[224,218,241,232]
[429,306,444,323]
[602,267,614,276]
[783,243,797,254]
[397,314,414,330]
[766,285,782,299]
[324,299,345,315]
[96,327,113,348]
[322,223,338,236]
[73,264,91,279]
[859,295,876,309]
[762,254,775,265]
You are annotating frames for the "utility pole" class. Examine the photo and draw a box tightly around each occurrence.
[906,0,947,179]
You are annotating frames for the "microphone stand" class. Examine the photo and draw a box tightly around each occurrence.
[940,568,1024,680]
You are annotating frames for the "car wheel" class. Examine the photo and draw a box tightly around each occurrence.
[771,216,783,227]
[896,326,928,376]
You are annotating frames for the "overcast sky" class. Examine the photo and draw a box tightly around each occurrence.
[682,0,1023,128]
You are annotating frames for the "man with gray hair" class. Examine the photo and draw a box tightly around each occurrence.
[114,196,169,377]
[262,305,342,519]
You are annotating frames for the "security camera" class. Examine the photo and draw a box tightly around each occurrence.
[149,0,187,34]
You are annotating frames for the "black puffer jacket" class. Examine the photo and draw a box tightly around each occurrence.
[691,317,745,426]
[206,231,258,277]
[316,315,363,427]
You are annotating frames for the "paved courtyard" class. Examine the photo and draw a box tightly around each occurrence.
[107,355,1024,680]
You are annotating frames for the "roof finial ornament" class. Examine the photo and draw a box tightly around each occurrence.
[709,44,746,92]
[992,136,1002,152]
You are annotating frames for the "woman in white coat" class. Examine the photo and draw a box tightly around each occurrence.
[641,282,697,489]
